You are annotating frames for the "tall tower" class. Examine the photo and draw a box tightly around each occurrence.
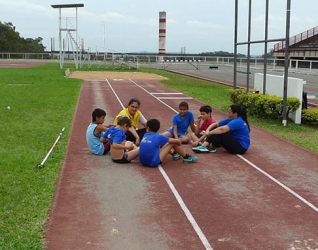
[51,3,84,69]
[158,11,166,62]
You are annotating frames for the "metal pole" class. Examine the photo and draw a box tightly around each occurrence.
[263,0,269,94]
[102,22,106,49]
[37,127,65,168]
[59,8,62,68]
[75,6,79,69]
[282,0,291,126]
[246,0,252,92]
[233,0,238,89]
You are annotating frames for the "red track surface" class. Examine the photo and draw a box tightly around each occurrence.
[44,77,318,250]
[0,60,45,68]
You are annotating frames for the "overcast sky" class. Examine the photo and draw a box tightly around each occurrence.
[0,0,317,55]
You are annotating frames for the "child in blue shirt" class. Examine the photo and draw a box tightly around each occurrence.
[139,119,198,167]
[86,108,113,155]
[192,104,250,154]
[101,116,139,163]
[163,101,195,144]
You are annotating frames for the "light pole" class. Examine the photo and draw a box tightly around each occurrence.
[101,21,106,51]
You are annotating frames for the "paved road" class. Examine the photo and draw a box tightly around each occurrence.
[153,62,318,106]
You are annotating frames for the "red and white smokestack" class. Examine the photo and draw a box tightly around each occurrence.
[158,11,166,62]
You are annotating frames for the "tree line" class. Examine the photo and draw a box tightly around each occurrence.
[199,50,274,58]
[0,21,45,53]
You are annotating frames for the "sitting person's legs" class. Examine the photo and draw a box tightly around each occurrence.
[208,132,246,154]
[112,151,131,163]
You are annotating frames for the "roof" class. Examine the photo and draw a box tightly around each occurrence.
[274,25,318,52]
[51,4,84,8]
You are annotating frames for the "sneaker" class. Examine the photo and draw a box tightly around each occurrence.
[192,145,209,153]
[208,147,217,153]
[172,152,180,160]
[183,155,198,163]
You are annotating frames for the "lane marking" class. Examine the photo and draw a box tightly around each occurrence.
[237,155,318,213]
[158,97,193,100]
[158,166,214,250]
[150,92,183,95]
[107,78,214,250]
[105,79,125,107]
[130,77,318,214]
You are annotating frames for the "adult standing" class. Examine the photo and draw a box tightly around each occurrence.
[192,104,250,154]
[114,97,147,146]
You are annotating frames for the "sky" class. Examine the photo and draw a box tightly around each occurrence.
[0,0,317,55]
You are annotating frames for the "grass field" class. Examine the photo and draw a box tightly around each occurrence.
[0,63,317,249]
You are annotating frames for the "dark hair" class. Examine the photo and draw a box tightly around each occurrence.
[146,119,160,132]
[230,104,250,132]
[199,105,212,114]
[92,108,106,122]
[117,116,132,127]
[179,101,189,109]
[127,97,141,107]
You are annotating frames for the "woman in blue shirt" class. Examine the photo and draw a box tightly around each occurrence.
[192,104,250,154]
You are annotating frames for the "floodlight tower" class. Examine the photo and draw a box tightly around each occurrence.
[158,11,166,63]
[51,3,84,69]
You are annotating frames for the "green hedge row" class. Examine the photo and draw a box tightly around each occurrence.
[302,108,318,125]
[226,88,318,125]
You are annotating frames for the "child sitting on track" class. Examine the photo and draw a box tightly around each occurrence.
[86,108,113,155]
[162,101,196,160]
[101,116,139,163]
[139,119,198,167]
[162,101,196,144]
[190,105,217,147]
[192,104,250,154]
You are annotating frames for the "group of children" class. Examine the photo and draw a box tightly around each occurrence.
[85,100,213,167]
[86,99,251,168]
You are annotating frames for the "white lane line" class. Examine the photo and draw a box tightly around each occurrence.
[105,79,125,108]
[158,166,214,250]
[150,92,183,95]
[129,79,213,249]
[131,78,318,214]
[108,78,318,247]
[108,78,214,250]
[158,97,193,100]
[128,79,179,113]
[237,155,318,213]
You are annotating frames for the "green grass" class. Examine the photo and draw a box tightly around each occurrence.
[0,63,82,249]
[0,63,317,249]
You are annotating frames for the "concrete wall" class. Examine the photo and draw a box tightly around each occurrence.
[254,73,306,124]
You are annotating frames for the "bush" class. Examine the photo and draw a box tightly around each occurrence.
[302,108,318,125]
[227,88,301,119]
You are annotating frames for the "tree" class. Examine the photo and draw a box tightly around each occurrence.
[0,21,45,52]
[199,51,246,57]
[261,48,274,58]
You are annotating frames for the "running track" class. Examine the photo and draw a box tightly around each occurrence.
[44,77,318,250]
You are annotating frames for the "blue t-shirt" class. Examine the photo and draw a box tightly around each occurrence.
[86,123,104,155]
[167,111,194,137]
[139,132,170,167]
[102,127,126,144]
[218,117,250,150]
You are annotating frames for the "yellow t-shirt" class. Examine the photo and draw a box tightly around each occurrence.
[114,108,141,128]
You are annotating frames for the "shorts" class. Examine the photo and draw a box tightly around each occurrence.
[167,128,186,138]
[103,142,111,155]
[112,151,131,164]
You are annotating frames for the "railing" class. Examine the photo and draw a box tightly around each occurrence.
[274,25,318,52]
[1,52,318,72]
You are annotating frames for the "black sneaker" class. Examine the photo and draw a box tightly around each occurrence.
[208,147,216,153]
